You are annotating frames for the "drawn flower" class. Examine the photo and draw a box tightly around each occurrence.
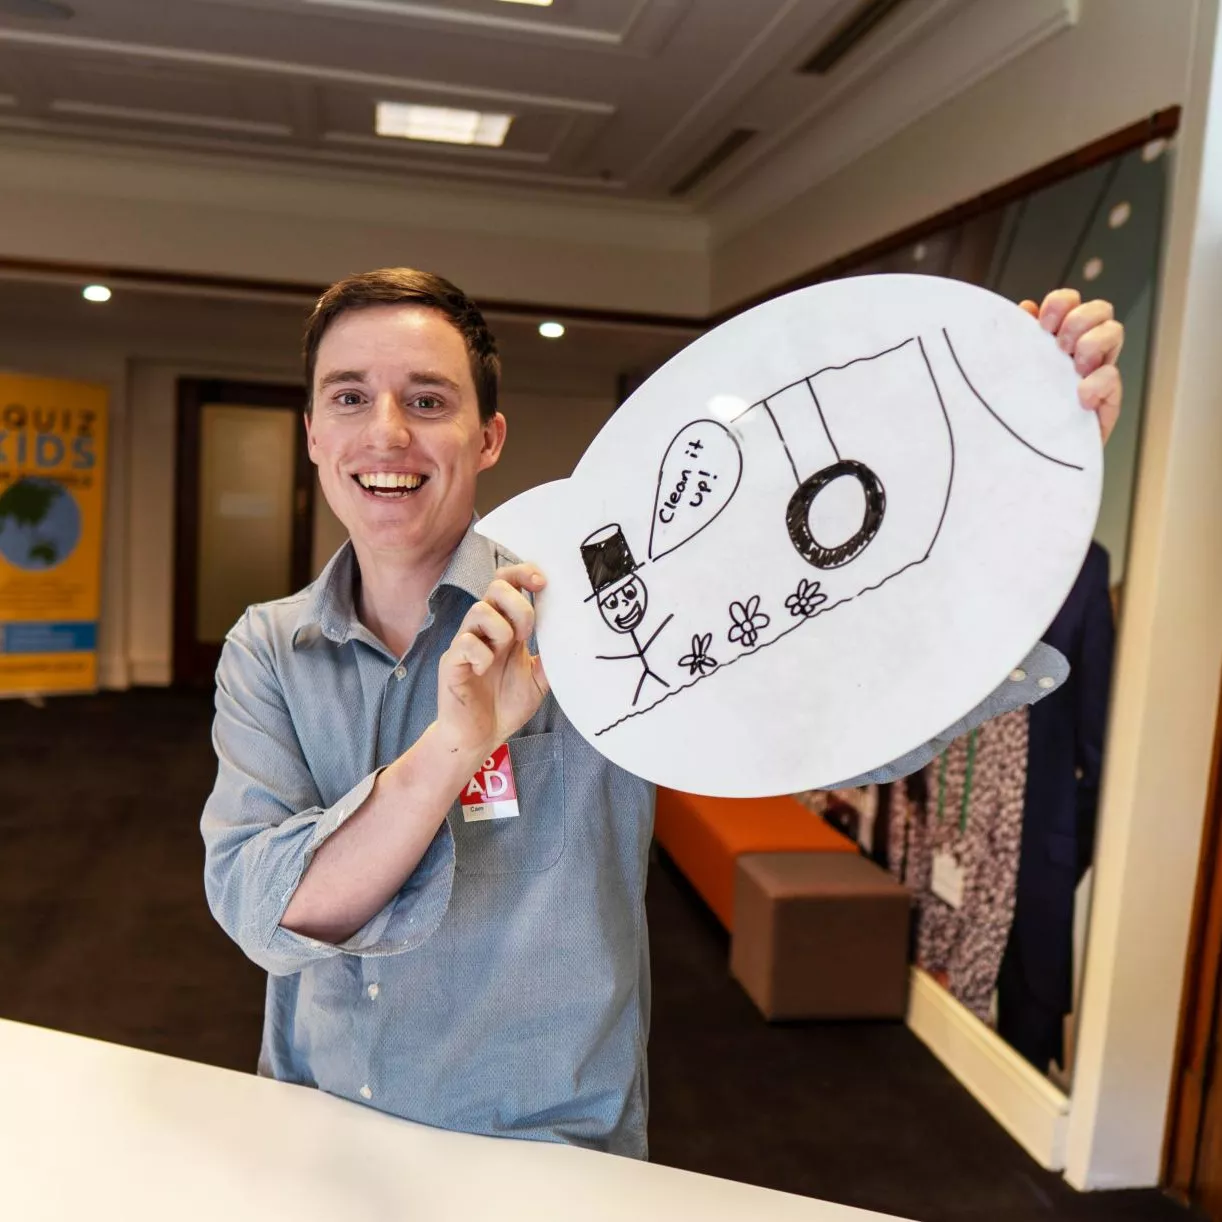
[678,632,719,677]
[785,577,828,619]
[728,596,770,648]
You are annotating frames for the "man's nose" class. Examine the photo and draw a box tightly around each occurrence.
[367,392,411,446]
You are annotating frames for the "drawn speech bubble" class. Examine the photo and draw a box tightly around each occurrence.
[647,419,742,561]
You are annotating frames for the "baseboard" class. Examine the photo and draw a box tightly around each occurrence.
[98,654,130,690]
[906,967,1070,1170]
[129,656,172,687]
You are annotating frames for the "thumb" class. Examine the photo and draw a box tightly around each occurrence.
[1018,299,1039,319]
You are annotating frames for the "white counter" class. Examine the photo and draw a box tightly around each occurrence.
[0,1017,911,1221]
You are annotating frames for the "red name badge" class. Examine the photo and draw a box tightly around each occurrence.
[460,743,520,822]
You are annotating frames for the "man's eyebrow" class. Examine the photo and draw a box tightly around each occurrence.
[315,369,463,393]
[407,370,463,393]
[317,369,366,390]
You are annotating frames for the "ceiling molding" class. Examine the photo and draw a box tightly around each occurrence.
[0,27,616,115]
[298,0,637,47]
[206,0,694,58]
[0,130,704,248]
[706,0,1079,242]
[49,100,294,138]
[0,115,632,191]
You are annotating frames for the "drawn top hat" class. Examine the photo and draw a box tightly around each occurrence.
[580,523,643,602]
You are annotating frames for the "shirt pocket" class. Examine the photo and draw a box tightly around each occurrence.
[451,731,565,876]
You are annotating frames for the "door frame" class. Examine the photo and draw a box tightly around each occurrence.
[172,378,314,687]
[1164,668,1222,1205]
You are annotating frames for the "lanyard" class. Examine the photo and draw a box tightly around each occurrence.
[936,727,978,835]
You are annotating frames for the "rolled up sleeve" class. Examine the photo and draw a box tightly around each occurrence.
[201,613,454,977]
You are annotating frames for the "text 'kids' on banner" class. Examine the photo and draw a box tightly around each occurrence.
[0,373,108,696]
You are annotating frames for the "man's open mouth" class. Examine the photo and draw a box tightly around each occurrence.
[353,472,427,499]
[616,609,642,630]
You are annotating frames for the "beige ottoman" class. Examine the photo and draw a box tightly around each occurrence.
[730,852,911,1021]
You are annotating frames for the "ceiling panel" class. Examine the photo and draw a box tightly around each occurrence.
[0,0,1073,212]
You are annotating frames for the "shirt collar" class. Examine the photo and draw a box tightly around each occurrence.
[291,519,500,648]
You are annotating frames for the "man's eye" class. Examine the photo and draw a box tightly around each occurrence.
[413,394,444,412]
[623,585,636,600]
[336,391,364,407]
[606,595,619,610]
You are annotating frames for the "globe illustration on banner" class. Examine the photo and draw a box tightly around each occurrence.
[0,477,82,571]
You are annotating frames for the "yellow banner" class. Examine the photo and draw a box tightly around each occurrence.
[0,373,109,696]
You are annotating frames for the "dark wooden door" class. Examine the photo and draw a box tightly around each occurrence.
[1165,673,1222,1212]
[173,378,314,687]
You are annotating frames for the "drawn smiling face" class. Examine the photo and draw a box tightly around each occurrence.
[598,578,648,634]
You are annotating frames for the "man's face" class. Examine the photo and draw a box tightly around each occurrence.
[598,577,647,634]
[305,305,505,562]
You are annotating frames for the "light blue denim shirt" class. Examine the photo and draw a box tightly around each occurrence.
[200,523,1066,1158]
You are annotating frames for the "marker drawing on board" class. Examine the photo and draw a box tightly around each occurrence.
[584,323,1087,735]
[582,524,673,706]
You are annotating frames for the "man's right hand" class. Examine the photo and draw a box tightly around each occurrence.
[434,563,550,765]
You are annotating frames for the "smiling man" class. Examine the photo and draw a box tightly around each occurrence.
[201,267,1124,1158]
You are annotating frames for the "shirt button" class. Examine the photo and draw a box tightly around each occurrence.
[367,983,380,1000]
[393,666,406,680]
[1009,668,1027,682]
[360,1085,373,1100]
[1038,676,1056,690]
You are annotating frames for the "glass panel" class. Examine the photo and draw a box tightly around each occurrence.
[196,404,296,643]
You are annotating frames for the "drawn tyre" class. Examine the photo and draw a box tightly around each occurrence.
[786,459,886,569]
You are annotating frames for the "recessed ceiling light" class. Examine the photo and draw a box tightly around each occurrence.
[375,102,512,147]
[0,0,75,18]
[1082,258,1103,282]
[538,321,565,339]
[82,284,111,303]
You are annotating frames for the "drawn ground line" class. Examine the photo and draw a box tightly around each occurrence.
[941,328,1085,472]
[593,556,930,737]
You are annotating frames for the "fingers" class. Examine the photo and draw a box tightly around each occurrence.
[1018,299,1039,320]
[1071,317,1125,377]
[1037,288,1082,335]
[482,578,537,643]
[1053,298,1116,359]
[445,631,495,677]
[1078,365,1122,444]
[494,562,546,595]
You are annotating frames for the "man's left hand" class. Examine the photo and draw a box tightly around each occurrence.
[1019,289,1123,445]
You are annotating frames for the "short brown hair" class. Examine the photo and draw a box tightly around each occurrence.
[303,268,500,421]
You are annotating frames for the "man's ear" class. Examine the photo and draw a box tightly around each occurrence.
[303,410,318,462]
[478,411,508,473]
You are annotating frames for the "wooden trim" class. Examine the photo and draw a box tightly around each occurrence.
[172,377,312,688]
[712,106,1183,323]
[0,255,707,333]
[1163,670,1222,1199]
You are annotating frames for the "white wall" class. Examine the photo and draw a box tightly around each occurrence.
[710,0,1196,311]
[0,137,709,320]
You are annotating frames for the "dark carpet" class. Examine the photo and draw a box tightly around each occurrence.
[0,690,1194,1222]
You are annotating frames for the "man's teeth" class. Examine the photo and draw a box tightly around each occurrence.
[356,473,424,490]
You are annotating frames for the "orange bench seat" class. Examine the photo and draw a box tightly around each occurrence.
[654,788,857,930]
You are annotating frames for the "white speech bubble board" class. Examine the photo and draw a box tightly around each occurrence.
[478,275,1101,797]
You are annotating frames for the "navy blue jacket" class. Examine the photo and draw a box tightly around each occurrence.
[1006,542,1115,1013]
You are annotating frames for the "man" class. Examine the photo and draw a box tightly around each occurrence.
[201,268,1123,1158]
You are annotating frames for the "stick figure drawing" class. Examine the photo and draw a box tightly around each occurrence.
[581,523,674,706]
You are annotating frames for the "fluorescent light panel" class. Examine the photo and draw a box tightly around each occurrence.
[497,1,554,6]
[375,102,512,147]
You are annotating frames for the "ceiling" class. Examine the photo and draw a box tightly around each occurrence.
[0,0,1061,210]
